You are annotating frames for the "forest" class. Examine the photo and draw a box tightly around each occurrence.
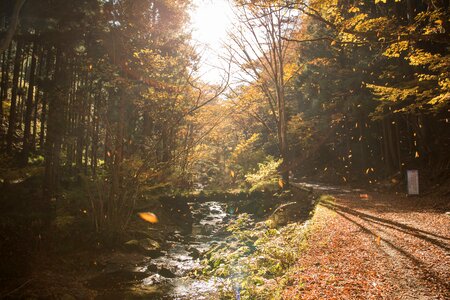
[0,0,449,299]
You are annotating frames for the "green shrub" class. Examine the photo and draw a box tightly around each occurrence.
[245,156,282,192]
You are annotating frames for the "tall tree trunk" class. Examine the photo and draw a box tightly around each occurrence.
[17,45,28,126]
[76,71,88,171]
[21,40,37,165]
[395,120,402,172]
[406,0,416,23]
[39,48,53,150]
[91,93,100,176]
[65,61,77,168]
[0,46,10,130]
[382,115,400,174]
[6,39,22,153]
[278,91,289,186]
[2,44,12,140]
[32,45,45,149]
[84,76,93,174]
[43,49,68,201]
[108,91,126,230]
[277,59,289,187]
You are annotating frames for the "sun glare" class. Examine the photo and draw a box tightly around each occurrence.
[190,0,234,83]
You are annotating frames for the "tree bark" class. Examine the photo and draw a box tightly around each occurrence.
[406,0,416,23]
[39,48,54,150]
[43,49,68,201]
[17,45,28,126]
[6,40,22,153]
[21,40,37,165]
[0,47,10,129]
[32,45,45,149]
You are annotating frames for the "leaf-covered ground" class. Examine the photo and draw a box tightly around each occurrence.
[283,193,450,300]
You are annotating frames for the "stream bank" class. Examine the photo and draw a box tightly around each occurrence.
[1,189,316,299]
[88,189,315,299]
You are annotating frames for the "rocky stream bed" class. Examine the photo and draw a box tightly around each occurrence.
[86,190,315,299]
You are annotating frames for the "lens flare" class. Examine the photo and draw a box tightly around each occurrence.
[138,212,159,224]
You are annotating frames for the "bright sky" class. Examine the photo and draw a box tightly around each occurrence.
[190,0,235,84]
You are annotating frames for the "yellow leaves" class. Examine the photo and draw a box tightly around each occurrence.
[284,63,299,82]
[354,17,388,33]
[382,41,409,58]
[245,157,283,192]
[308,57,333,67]
[230,170,235,178]
[428,93,450,106]
[417,74,438,82]
[375,0,400,2]
[348,6,360,13]
[428,18,446,34]
[438,77,450,90]
[278,178,284,189]
[407,49,440,66]
[434,19,443,26]
[366,84,418,102]
[138,212,158,224]
[338,32,360,44]
[231,133,261,163]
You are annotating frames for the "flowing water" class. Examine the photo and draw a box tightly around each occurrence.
[89,185,322,299]
[92,201,230,299]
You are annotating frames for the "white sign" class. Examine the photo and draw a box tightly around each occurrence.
[407,170,419,195]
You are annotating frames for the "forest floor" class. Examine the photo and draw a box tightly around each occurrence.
[283,192,450,300]
[1,179,449,299]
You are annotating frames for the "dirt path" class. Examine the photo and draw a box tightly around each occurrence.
[283,192,450,300]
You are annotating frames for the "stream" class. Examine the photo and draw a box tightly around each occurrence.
[91,201,231,299]
[88,184,327,299]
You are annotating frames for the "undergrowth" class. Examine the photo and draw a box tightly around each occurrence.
[199,195,334,299]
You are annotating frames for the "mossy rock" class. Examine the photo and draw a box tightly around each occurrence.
[124,238,161,254]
